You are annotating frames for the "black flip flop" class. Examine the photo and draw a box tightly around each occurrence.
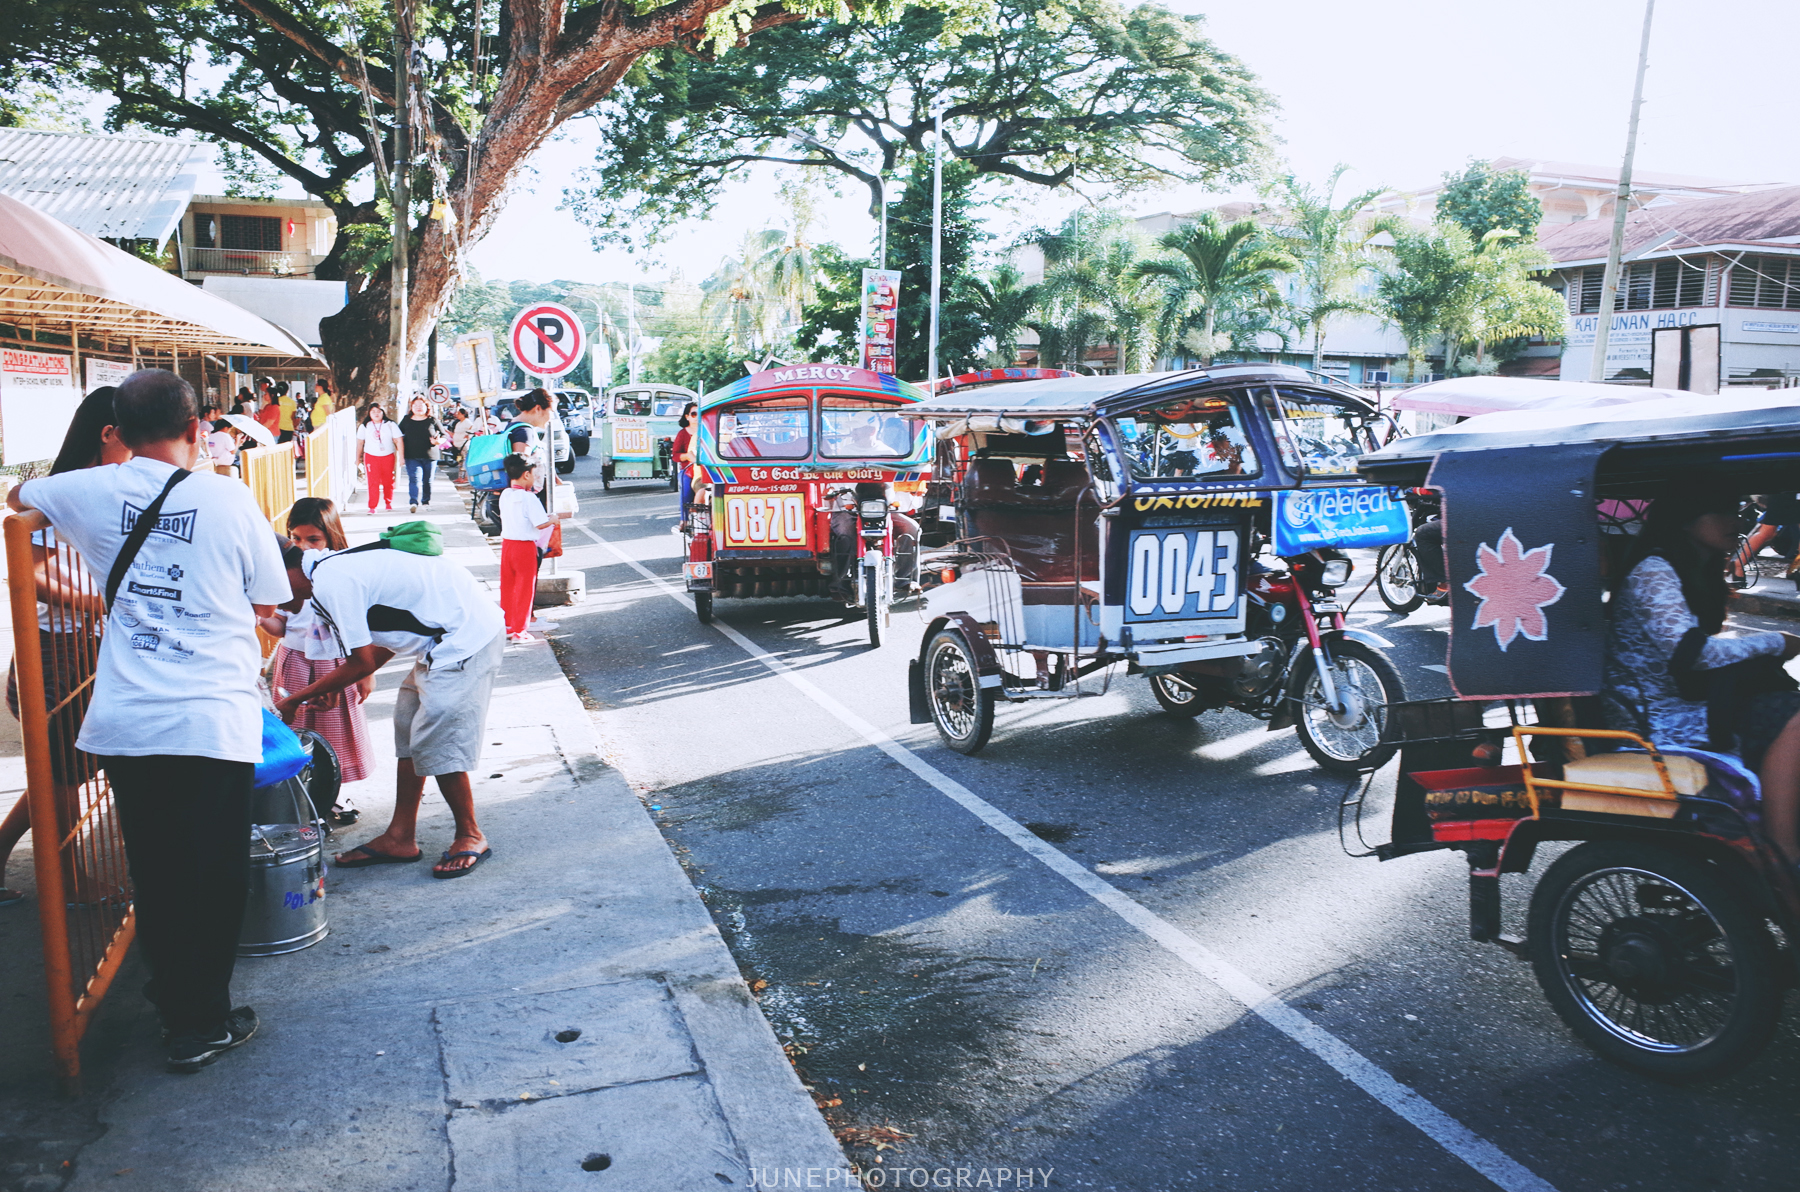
[334,844,424,867]
[432,847,492,879]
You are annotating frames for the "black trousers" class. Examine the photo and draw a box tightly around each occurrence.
[107,755,253,1035]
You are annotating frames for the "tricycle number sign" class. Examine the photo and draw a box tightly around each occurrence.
[613,419,652,457]
[725,494,807,547]
[1125,528,1241,622]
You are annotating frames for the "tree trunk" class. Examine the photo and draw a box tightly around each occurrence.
[1311,318,1324,371]
[1201,304,1216,366]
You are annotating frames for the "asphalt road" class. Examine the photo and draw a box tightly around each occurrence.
[538,456,1800,1192]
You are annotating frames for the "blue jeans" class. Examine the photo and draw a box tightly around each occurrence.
[405,457,435,506]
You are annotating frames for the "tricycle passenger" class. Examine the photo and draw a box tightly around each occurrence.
[1603,486,1800,865]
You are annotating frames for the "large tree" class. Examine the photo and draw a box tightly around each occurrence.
[1261,166,1387,370]
[567,0,1273,243]
[2,0,979,401]
[1438,159,1542,245]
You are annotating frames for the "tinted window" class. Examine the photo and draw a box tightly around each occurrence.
[819,396,921,459]
[652,396,688,417]
[714,396,810,460]
[1111,393,1260,480]
[613,392,652,416]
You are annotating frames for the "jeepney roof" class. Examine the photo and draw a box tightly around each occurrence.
[700,365,927,411]
[910,364,1325,423]
[609,383,699,398]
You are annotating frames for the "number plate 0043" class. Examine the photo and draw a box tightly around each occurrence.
[724,494,808,547]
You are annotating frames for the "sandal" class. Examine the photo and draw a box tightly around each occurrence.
[432,847,492,879]
[0,887,24,909]
[334,843,424,867]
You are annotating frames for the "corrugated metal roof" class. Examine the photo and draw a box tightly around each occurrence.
[0,128,206,246]
[1538,185,1800,265]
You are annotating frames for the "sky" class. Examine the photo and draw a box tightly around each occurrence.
[194,0,1800,292]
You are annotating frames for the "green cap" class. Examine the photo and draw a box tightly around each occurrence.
[379,520,443,556]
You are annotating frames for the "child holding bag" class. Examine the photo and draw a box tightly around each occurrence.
[498,455,568,642]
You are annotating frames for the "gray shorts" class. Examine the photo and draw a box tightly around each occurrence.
[393,631,504,776]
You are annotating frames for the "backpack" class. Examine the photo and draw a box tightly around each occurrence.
[464,430,510,491]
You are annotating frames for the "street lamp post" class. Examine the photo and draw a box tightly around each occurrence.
[1589,0,1656,383]
[926,99,948,393]
[879,175,890,273]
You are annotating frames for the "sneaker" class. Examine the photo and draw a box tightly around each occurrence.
[508,631,537,643]
[410,504,418,513]
[528,619,560,632]
[166,1006,258,1074]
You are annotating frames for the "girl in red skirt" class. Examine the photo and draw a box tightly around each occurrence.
[263,498,372,788]
[499,455,567,640]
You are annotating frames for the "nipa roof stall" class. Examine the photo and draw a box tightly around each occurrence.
[0,191,319,362]
[1389,375,1683,418]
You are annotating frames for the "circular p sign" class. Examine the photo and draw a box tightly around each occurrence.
[509,302,587,380]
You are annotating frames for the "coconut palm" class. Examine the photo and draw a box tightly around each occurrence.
[1136,211,1297,365]
[960,265,1039,366]
[1262,166,1389,370]
[1041,232,1172,374]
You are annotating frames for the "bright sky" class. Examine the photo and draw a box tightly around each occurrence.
[460,0,1800,290]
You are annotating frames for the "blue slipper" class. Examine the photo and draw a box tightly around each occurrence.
[334,844,424,868]
[0,888,24,909]
[432,848,492,879]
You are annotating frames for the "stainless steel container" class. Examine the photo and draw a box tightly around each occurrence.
[238,778,329,957]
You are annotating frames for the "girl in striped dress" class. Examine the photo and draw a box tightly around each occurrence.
[262,498,372,791]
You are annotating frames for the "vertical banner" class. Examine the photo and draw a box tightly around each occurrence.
[1,349,78,465]
[859,269,902,375]
[85,358,133,394]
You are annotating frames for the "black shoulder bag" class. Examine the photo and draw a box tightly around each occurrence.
[104,468,192,611]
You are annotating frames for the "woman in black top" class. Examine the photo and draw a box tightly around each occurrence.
[398,396,445,512]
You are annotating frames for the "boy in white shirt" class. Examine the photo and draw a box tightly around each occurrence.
[498,455,567,641]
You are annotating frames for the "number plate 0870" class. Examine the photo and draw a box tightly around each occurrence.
[1125,528,1240,621]
[724,494,807,546]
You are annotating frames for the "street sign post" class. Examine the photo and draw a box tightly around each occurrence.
[509,302,587,381]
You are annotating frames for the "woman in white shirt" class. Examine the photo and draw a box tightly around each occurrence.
[357,404,404,512]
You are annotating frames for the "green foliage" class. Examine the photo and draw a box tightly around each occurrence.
[1438,159,1542,245]
[1372,220,1565,372]
[0,70,95,132]
[794,243,870,365]
[1138,212,1296,364]
[567,0,1273,243]
[645,333,744,396]
[1263,166,1388,368]
[884,155,990,379]
[959,264,1037,366]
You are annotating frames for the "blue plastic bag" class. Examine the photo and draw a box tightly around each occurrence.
[254,707,310,789]
[464,432,509,491]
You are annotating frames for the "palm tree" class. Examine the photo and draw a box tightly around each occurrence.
[1041,232,1172,374]
[1263,166,1388,370]
[1136,211,1297,365]
[960,265,1038,366]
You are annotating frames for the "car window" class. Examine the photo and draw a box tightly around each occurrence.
[613,392,652,416]
[1266,387,1376,476]
[714,396,811,460]
[1110,393,1260,481]
[652,396,687,417]
[818,396,921,459]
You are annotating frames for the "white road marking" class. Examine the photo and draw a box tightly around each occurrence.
[578,521,1558,1192]
[1420,664,1450,674]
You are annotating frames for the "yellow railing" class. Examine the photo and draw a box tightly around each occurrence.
[303,424,332,502]
[241,441,296,528]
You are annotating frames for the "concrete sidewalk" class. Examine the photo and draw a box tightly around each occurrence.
[1,490,847,1192]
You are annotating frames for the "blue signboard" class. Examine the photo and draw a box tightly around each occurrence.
[1272,487,1409,556]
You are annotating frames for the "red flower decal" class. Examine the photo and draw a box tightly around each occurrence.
[1463,528,1565,652]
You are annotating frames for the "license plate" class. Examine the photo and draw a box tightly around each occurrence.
[1125,527,1241,621]
[723,494,808,547]
[683,561,712,580]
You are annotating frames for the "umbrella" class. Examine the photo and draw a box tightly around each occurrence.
[223,413,276,447]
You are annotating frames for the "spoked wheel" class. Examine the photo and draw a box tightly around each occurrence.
[1528,843,1782,1081]
[693,591,713,625]
[925,629,994,755]
[864,564,889,647]
[1291,639,1402,775]
[1375,543,1424,613]
[1148,673,1207,717]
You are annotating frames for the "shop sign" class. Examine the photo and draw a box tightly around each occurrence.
[859,269,901,375]
[1565,308,1706,372]
[1,349,78,465]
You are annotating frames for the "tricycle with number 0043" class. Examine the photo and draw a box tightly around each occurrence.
[905,365,1409,774]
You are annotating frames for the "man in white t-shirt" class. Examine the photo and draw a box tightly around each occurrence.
[272,533,505,879]
[9,368,290,1073]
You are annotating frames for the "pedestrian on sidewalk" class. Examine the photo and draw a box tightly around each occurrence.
[273,522,506,879]
[399,396,443,513]
[256,383,283,442]
[0,386,130,909]
[261,498,372,794]
[673,401,697,529]
[358,404,403,512]
[7,368,291,1072]
[499,455,568,642]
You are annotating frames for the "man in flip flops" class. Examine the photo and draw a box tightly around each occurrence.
[272,521,505,879]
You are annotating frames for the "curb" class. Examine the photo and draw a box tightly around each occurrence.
[1731,588,1800,620]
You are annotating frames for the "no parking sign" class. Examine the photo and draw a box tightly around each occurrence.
[509,302,586,380]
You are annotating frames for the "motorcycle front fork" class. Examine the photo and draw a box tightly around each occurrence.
[1300,605,1346,715]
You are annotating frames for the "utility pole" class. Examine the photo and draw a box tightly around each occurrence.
[878,175,890,272]
[387,0,413,411]
[627,282,639,385]
[1589,0,1655,382]
[926,99,948,393]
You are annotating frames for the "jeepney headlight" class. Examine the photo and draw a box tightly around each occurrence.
[859,499,889,519]
[1320,558,1352,588]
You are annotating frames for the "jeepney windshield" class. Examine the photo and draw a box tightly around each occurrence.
[652,395,688,417]
[1265,387,1376,477]
[713,396,811,459]
[1111,393,1260,481]
[612,391,653,416]
[819,396,920,459]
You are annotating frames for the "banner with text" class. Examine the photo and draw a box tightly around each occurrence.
[1,349,78,465]
[859,269,901,375]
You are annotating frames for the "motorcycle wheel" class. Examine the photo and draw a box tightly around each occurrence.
[1148,673,1206,717]
[1291,638,1402,775]
[1528,842,1781,1081]
[925,629,993,755]
[1376,543,1425,613]
[694,591,713,625]
[865,565,888,648]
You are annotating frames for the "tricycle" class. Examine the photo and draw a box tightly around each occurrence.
[905,365,1409,774]
[1354,389,1800,1079]
[599,382,696,490]
[680,364,932,645]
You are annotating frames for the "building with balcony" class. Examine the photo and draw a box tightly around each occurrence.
[178,194,337,281]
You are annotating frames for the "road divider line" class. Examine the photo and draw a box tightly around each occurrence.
[578,521,1558,1192]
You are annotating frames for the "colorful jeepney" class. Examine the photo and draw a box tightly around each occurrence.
[681,364,932,645]
[598,382,696,490]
